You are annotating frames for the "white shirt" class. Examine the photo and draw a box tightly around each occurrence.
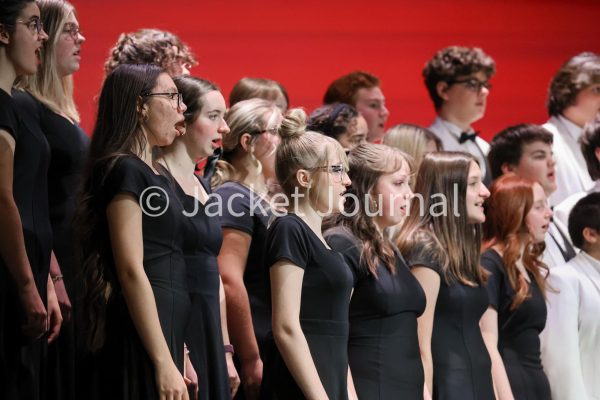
[541,251,600,400]
[543,219,574,268]
[554,181,600,229]
[429,117,490,180]
[543,115,594,205]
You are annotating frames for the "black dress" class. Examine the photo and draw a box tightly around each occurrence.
[264,214,353,400]
[481,249,551,400]
[0,90,52,400]
[215,182,273,356]
[89,156,192,400]
[406,237,494,400]
[324,226,426,400]
[172,174,230,400]
[31,95,90,400]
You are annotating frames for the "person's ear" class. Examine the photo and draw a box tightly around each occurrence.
[0,24,10,45]
[137,100,148,123]
[594,147,600,162]
[501,162,516,175]
[240,133,253,152]
[582,227,598,245]
[296,169,311,189]
[436,81,450,102]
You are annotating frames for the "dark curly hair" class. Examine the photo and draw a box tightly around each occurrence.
[546,52,600,117]
[323,71,380,105]
[423,46,496,110]
[104,28,197,75]
[307,103,358,141]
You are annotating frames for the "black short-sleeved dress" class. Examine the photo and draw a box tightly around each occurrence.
[215,182,273,355]
[171,174,230,400]
[263,214,353,400]
[481,249,550,400]
[25,93,89,400]
[0,90,52,400]
[324,226,426,400]
[406,236,494,400]
[89,156,193,400]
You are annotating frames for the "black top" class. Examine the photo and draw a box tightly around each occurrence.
[325,226,426,400]
[8,90,53,299]
[42,104,90,282]
[0,89,52,399]
[215,181,273,350]
[406,234,494,400]
[90,156,194,400]
[481,249,547,366]
[265,213,353,400]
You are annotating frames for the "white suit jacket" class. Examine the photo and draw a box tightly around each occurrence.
[543,116,594,206]
[541,251,600,400]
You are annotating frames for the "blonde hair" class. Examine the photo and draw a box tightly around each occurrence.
[17,0,79,122]
[229,77,288,110]
[383,124,441,173]
[276,108,348,203]
[213,98,281,187]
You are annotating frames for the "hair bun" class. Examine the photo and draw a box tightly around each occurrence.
[279,108,307,140]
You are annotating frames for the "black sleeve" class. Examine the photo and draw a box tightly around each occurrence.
[0,90,23,140]
[480,250,504,310]
[265,215,310,270]
[215,183,254,235]
[102,157,150,205]
[324,228,362,286]
[405,230,443,275]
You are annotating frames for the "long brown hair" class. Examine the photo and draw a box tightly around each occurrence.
[483,174,548,310]
[397,151,487,285]
[324,143,410,277]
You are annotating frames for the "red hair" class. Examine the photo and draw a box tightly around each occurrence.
[483,174,548,310]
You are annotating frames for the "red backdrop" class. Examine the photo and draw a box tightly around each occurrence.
[71,0,600,140]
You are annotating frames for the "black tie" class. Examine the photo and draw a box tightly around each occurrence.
[459,131,478,144]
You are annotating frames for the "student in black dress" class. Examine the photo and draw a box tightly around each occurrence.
[160,75,238,400]
[396,152,494,400]
[323,143,427,399]
[480,174,552,400]
[264,108,355,399]
[15,2,88,399]
[76,64,190,400]
[0,2,60,399]
[213,98,283,399]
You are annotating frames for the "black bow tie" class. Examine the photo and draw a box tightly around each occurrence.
[459,131,478,144]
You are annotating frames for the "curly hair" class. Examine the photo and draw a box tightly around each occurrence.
[104,28,197,75]
[423,46,496,109]
[323,71,380,105]
[307,103,359,141]
[547,52,600,117]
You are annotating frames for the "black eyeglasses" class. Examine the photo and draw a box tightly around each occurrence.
[14,17,44,35]
[62,22,82,40]
[448,78,492,93]
[141,92,184,109]
[316,164,348,182]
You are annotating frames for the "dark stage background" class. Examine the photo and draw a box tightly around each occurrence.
[71,0,600,140]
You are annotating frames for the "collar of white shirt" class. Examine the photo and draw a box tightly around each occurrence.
[580,250,600,273]
[557,114,583,142]
[438,117,474,139]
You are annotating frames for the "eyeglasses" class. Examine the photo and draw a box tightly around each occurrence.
[256,126,280,136]
[316,164,348,182]
[62,23,82,41]
[448,78,492,93]
[141,92,184,109]
[15,17,44,35]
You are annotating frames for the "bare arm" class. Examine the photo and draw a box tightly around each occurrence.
[270,260,328,400]
[480,307,514,400]
[218,228,262,399]
[412,266,440,395]
[107,193,188,400]
[0,129,47,338]
[219,276,240,397]
[50,251,71,322]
